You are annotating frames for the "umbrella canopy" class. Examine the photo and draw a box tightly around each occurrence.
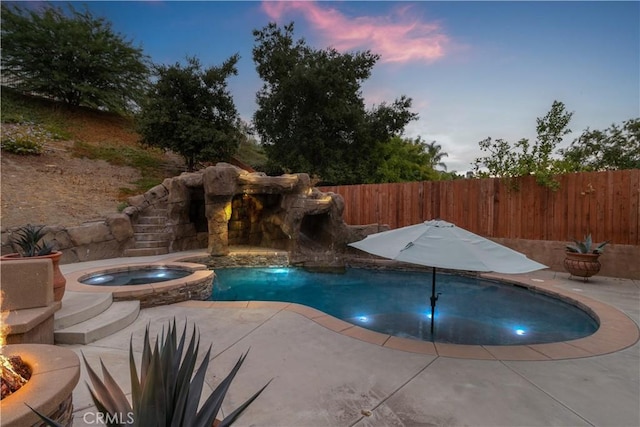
[348,219,547,338]
[348,219,547,274]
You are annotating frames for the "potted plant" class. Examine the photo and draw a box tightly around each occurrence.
[1,224,66,301]
[564,234,608,280]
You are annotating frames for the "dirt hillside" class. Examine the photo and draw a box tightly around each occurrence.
[1,106,184,230]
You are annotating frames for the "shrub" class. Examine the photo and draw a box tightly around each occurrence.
[0,122,53,155]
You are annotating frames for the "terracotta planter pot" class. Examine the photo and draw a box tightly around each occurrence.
[0,251,66,301]
[564,252,601,279]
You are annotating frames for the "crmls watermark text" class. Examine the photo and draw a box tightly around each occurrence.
[83,412,135,425]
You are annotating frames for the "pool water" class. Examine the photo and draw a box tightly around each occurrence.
[81,268,191,286]
[211,267,598,345]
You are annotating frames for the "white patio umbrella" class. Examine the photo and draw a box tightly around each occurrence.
[348,219,547,336]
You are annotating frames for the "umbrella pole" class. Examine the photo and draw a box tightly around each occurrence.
[430,267,438,336]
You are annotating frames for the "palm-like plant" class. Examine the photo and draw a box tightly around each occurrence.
[566,234,608,254]
[12,224,54,256]
[29,319,269,427]
[425,141,448,171]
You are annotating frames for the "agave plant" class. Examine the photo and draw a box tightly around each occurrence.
[29,319,266,427]
[566,234,608,254]
[12,224,54,256]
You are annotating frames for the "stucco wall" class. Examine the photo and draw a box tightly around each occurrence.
[491,237,639,280]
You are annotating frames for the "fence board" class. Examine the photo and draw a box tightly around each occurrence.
[630,170,639,245]
[618,172,631,244]
[319,170,639,245]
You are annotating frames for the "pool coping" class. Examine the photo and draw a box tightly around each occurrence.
[64,257,639,361]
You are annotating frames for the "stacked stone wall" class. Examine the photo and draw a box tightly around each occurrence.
[1,214,135,263]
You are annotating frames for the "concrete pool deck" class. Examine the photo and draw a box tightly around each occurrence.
[60,251,639,426]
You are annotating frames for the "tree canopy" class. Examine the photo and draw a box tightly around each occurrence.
[375,137,439,182]
[136,56,243,171]
[559,118,640,171]
[1,3,150,113]
[473,101,639,188]
[252,22,417,185]
[473,100,574,189]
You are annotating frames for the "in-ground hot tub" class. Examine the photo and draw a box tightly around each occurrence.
[80,266,192,286]
[66,262,214,308]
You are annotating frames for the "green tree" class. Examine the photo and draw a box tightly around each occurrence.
[425,141,449,171]
[473,100,573,189]
[559,118,640,171]
[136,56,242,171]
[375,136,439,182]
[252,22,417,185]
[1,3,150,113]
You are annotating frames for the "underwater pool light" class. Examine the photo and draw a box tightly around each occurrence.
[515,328,526,336]
[86,275,114,284]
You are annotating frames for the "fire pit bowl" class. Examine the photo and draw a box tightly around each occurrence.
[1,344,80,426]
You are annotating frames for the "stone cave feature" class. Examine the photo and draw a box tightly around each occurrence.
[300,213,333,250]
[125,163,354,260]
[188,187,207,233]
[228,193,282,246]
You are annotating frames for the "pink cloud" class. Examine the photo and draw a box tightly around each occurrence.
[261,1,449,63]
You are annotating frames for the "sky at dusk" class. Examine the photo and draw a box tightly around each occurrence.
[26,1,640,173]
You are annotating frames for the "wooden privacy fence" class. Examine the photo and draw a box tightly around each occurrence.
[319,169,640,246]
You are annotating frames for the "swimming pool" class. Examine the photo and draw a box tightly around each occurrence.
[211,267,599,345]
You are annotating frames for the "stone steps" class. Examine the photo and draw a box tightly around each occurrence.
[132,240,169,248]
[123,247,169,257]
[133,224,166,233]
[54,292,113,330]
[125,207,171,257]
[54,292,139,344]
[137,216,167,225]
[134,232,170,242]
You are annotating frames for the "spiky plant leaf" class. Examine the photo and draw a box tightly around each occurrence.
[594,240,609,254]
[160,321,177,425]
[36,241,55,256]
[100,359,132,414]
[170,324,199,427]
[14,224,49,256]
[84,318,268,426]
[25,403,64,427]
[137,341,167,426]
[85,385,120,427]
[571,238,588,253]
[194,352,249,427]
[584,234,593,252]
[130,336,141,413]
[567,234,608,254]
[140,325,152,389]
[181,345,213,426]
[167,321,180,404]
[217,379,273,427]
[167,318,187,425]
[81,352,127,415]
